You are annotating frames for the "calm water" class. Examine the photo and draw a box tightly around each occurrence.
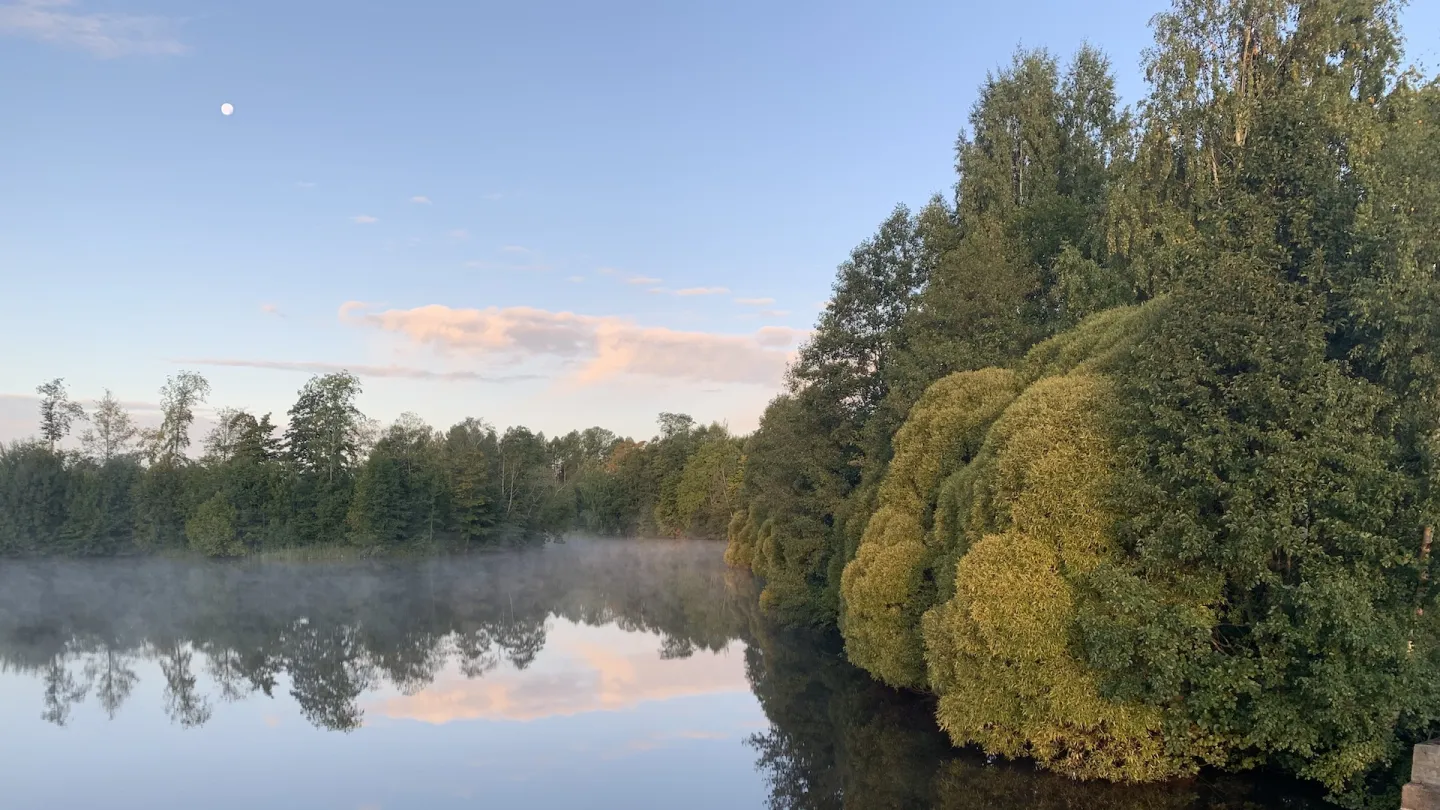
[0,539,1320,810]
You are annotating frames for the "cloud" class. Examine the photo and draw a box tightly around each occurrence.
[484,192,503,200]
[596,267,618,276]
[0,0,188,58]
[339,302,797,386]
[339,301,382,319]
[646,287,668,295]
[295,181,317,189]
[176,358,541,383]
[734,297,775,306]
[673,287,729,297]
[755,326,809,348]
[625,276,661,285]
[410,195,432,204]
[352,214,378,224]
[448,229,469,240]
[761,309,790,317]
[501,245,530,254]
[260,303,283,318]
[567,275,585,284]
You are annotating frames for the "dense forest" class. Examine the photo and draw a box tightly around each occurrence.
[2,372,743,555]
[5,0,1440,803]
[722,0,1440,803]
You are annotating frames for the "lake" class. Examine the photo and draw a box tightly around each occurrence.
[0,539,1321,809]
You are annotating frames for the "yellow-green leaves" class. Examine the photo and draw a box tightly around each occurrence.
[840,368,1020,688]
[840,303,1196,780]
[922,373,1185,782]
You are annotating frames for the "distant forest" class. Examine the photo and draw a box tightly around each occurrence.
[5,0,1440,804]
[2,372,742,556]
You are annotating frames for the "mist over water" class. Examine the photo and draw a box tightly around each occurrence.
[0,539,1321,809]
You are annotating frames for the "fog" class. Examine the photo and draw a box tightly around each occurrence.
[0,538,1326,810]
[0,538,756,730]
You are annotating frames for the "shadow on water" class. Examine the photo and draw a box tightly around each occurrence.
[0,538,1328,809]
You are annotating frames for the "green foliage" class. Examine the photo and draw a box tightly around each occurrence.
[284,372,365,544]
[59,458,140,556]
[730,394,849,626]
[5,366,738,557]
[133,461,204,551]
[1087,259,1428,790]
[835,302,1188,780]
[922,373,1192,782]
[674,435,743,539]
[186,491,241,558]
[149,371,210,465]
[442,418,496,543]
[35,379,86,452]
[840,367,1020,688]
[0,441,69,555]
[720,0,1440,795]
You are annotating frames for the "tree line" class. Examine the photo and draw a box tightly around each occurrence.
[724,0,1439,802]
[1,372,743,556]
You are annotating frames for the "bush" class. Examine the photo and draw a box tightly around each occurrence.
[840,367,1020,688]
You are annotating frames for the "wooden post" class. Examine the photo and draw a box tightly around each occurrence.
[1403,740,1440,810]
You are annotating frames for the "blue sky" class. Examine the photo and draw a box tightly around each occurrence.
[2,0,1436,443]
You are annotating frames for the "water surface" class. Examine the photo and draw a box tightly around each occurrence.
[0,539,1320,809]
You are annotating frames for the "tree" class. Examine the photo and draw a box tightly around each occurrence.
[35,379,86,452]
[1078,0,1440,794]
[79,390,138,462]
[674,434,743,539]
[149,371,210,464]
[494,426,552,535]
[284,372,366,544]
[202,407,249,463]
[186,491,241,557]
[443,418,498,543]
[284,372,365,482]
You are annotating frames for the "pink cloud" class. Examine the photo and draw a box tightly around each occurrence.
[177,358,539,382]
[338,302,795,386]
[755,326,809,348]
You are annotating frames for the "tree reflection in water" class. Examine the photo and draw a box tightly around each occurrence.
[0,539,754,733]
[0,539,1325,809]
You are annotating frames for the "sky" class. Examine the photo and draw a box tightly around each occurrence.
[1,0,1437,445]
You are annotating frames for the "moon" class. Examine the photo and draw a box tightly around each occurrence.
[220,103,234,116]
